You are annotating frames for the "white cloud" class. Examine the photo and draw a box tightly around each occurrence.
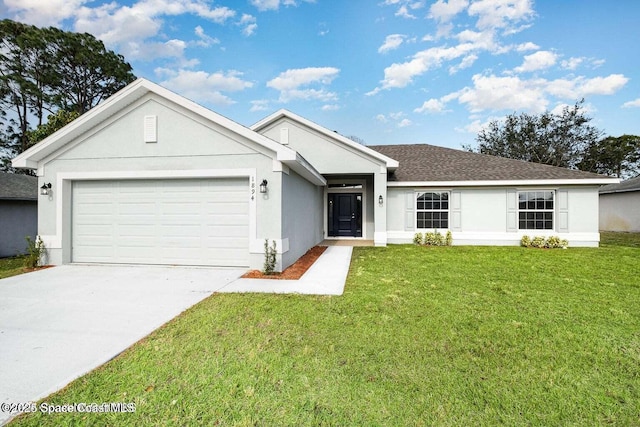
[322,104,340,111]
[250,100,270,112]
[395,5,417,19]
[250,0,314,12]
[371,43,475,92]
[456,74,550,113]
[384,0,426,19]
[513,50,558,73]
[398,118,412,127]
[160,69,253,105]
[449,54,478,74]
[468,0,535,32]
[74,1,235,57]
[442,73,629,115]
[414,98,448,113]
[429,0,469,22]
[515,41,539,52]
[238,14,258,36]
[375,114,388,123]
[622,98,640,108]
[545,74,629,99]
[4,0,87,27]
[378,34,406,54]
[267,67,340,103]
[561,57,583,70]
[194,26,220,47]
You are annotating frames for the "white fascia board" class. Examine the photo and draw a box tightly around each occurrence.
[12,78,291,170]
[252,109,399,169]
[279,152,326,186]
[12,79,150,169]
[387,178,620,187]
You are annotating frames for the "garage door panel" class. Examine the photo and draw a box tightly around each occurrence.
[72,178,249,267]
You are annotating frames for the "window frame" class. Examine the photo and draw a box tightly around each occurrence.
[415,191,450,230]
[517,190,555,231]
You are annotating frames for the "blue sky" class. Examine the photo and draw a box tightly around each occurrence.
[2,0,639,149]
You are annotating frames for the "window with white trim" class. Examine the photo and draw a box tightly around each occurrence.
[518,191,554,230]
[416,192,449,229]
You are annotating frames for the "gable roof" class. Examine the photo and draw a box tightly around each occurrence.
[370,144,618,186]
[12,79,325,186]
[599,175,640,194]
[0,173,37,201]
[251,109,399,170]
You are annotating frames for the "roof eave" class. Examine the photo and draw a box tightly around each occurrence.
[252,109,399,169]
[387,178,619,187]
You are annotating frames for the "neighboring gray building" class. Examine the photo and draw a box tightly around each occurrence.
[599,175,640,232]
[0,172,38,257]
[12,79,618,271]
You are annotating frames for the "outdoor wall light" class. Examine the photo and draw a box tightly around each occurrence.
[378,194,384,205]
[40,183,52,196]
[259,179,268,194]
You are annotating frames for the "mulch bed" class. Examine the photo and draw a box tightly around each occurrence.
[241,245,327,280]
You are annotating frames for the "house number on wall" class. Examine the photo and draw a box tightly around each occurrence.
[250,176,255,201]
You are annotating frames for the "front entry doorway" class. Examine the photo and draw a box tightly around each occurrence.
[328,193,362,237]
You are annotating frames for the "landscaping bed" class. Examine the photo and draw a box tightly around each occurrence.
[241,245,326,280]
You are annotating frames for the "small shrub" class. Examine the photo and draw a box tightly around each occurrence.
[263,239,277,275]
[545,236,569,249]
[415,230,451,247]
[413,233,424,245]
[531,236,546,248]
[521,235,569,249]
[24,235,45,268]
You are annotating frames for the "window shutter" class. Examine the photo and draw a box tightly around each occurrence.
[405,191,415,231]
[451,190,462,231]
[557,190,569,232]
[506,189,517,232]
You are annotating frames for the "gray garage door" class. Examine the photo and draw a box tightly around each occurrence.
[72,178,249,267]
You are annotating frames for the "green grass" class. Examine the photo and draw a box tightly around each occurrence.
[601,231,640,248]
[10,234,640,426]
[0,256,28,279]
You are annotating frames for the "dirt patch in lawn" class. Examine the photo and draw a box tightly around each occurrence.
[241,245,327,280]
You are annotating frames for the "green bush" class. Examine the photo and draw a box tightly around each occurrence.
[520,235,532,247]
[413,233,424,245]
[24,235,45,268]
[414,230,451,247]
[263,239,277,274]
[521,235,568,249]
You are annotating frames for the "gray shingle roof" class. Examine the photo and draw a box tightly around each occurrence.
[369,143,610,182]
[599,175,640,194]
[0,173,37,200]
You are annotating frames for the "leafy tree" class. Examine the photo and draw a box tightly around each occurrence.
[0,19,135,172]
[47,28,135,114]
[578,135,640,179]
[27,109,80,146]
[466,100,602,169]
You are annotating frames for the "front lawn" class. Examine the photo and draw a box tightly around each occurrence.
[11,235,640,426]
[0,256,28,280]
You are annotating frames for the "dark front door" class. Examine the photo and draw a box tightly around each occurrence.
[328,193,362,237]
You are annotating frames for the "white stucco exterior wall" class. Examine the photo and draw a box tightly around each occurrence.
[35,95,293,269]
[387,185,601,247]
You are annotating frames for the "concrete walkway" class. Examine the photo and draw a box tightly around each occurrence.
[0,245,352,424]
[219,245,352,295]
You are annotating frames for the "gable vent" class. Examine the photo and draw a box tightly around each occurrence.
[144,115,157,143]
[280,127,289,145]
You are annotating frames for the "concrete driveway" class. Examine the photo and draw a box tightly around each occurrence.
[0,264,244,424]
